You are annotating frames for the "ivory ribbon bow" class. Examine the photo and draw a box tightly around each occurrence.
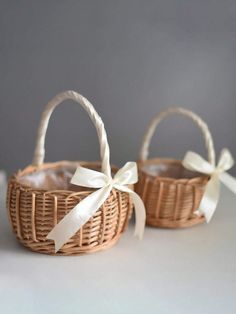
[182,149,236,223]
[47,162,146,252]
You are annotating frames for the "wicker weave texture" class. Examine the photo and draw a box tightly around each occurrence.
[7,163,132,255]
[135,159,207,228]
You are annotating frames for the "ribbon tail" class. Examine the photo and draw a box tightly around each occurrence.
[130,192,146,239]
[220,172,236,194]
[114,184,146,239]
[195,174,220,223]
[46,185,112,252]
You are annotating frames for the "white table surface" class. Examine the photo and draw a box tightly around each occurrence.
[0,181,235,314]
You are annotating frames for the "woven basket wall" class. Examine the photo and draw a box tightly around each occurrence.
[136,159,208,228]
[7,162,132,255]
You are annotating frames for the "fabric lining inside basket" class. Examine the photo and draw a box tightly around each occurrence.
[142,162,206,179]
[17,164,108,191]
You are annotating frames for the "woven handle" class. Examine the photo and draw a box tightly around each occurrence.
[32,90,112,178]
[139,107,216,166]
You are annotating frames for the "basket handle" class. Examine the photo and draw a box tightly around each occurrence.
[139,107,216,166]
[32,90,112,178]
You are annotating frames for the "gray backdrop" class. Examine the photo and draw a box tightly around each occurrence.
[1,1,236,175]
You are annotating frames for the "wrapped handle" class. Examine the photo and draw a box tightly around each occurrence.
[139,107,216,166]
[32,90,112,178]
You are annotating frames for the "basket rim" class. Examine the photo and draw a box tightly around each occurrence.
[137,157,210,184]
[9,160,119,195]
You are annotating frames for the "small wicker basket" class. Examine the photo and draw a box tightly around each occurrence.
[7,91,132,255]
[135,107,216,228]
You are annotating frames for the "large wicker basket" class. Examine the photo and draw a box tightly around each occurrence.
[7,91,132,255]
[135,107,216,228]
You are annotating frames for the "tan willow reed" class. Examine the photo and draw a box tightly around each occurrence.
[7,91,132,255]
[135,107,216,228]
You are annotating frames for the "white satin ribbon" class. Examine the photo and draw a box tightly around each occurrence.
[182,149,236,223]
[47,162,146,252]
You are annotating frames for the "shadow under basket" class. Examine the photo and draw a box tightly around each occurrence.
[135,158,209,228]
[7,161,133,255]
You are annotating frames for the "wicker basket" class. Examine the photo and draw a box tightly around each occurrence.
[135,107,216,228]
[7,91,132,255]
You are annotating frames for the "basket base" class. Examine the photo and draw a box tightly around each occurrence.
[146,215,205,229]
[16,232,124,256]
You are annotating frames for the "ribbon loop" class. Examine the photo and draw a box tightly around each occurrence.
[217,148,234,172]
[113,162,138,186]
[71,166,109,188]
[182,148,236,223]
[182,151,215,175]
[47,162,146,252]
